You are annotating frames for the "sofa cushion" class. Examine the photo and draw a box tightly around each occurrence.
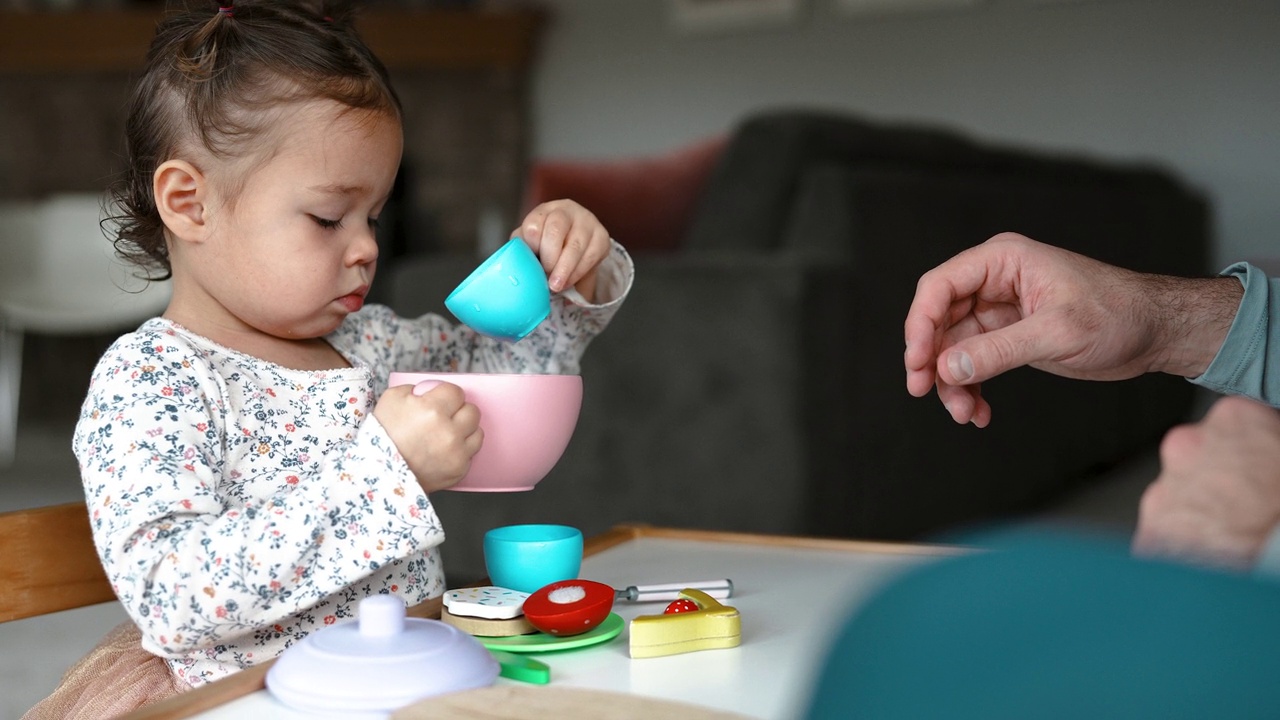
[522,136,726,253]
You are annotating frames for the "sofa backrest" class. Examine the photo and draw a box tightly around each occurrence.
[796,163,1208,539]
[684,109,1202,259]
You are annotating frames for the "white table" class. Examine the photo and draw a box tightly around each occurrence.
[134,527,950,720]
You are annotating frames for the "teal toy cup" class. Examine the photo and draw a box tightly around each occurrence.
[483,524,583,594]
[445,237,551,342]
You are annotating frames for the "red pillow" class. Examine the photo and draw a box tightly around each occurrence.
[522,136,727,253]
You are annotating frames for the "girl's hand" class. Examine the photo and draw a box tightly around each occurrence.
[514,199,611,302]
[374,382,483,493]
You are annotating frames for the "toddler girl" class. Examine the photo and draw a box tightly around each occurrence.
[25,2,632,717]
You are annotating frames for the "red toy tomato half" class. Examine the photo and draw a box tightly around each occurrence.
[522,579,615,637]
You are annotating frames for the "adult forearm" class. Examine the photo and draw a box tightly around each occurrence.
[1144,274,1243,379]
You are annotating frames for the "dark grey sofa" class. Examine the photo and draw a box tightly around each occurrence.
[385,110,1209,584]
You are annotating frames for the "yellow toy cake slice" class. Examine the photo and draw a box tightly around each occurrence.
[629,588,741,659]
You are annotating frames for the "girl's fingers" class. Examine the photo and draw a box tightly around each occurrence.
[515,205,549,247]
[513,200,610,292]
[537,209,573,275]
[549,221,595,291]
[418,382,466,414]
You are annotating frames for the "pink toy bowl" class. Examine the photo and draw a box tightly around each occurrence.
[387,372,583,492]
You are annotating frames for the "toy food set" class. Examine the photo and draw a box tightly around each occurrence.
[266,578,742,712]
[443,571,740,658]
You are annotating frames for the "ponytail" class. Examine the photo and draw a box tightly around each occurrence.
[175,3,236,81]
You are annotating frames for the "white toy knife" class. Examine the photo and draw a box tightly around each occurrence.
[613,579,734,603]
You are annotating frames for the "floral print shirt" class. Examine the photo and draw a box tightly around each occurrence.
[73,243,632,686]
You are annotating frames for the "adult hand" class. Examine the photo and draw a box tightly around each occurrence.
[1133,395,1280,570]
[514,199,612,302]
[903,233,1239,427]
[374,382,483,493]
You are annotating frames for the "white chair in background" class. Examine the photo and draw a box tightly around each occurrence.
[0,193,171,466]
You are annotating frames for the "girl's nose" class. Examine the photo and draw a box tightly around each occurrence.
[348,225,380,266]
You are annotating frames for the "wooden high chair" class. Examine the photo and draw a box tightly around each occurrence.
[0,502,115,623]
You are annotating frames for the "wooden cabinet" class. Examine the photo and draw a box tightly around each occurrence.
[0,7,545,74]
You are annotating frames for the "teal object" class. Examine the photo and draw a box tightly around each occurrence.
[445,237,551,342]
[805,528,1280,720]
[483,524,583,594]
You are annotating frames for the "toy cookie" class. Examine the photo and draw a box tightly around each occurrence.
[441,586,537,637]
[443,586,529,619]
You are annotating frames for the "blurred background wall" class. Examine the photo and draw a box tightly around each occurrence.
[530,0,1280,269]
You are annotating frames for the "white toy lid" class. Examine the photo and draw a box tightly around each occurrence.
[266,594,499,714]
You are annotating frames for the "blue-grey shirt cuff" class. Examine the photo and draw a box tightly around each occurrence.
[1190,262,1277,405]
[1254,525,1280,579]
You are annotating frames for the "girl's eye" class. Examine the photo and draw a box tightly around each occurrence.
[311,215,343,230]
[368,217,380,230]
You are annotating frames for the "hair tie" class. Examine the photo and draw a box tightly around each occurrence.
[218,5,234,17]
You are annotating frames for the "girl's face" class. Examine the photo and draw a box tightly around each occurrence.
[174,99,403,354]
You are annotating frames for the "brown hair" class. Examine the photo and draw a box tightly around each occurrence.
[109,0,401,278]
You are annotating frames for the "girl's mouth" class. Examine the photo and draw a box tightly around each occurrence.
[337,292,365,312]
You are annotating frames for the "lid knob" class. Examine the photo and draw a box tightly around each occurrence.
[359,594,406,638]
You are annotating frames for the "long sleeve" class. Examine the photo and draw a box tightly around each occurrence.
[75,332,443,653]
[1191,262,1280,406]
[75,324,447,685]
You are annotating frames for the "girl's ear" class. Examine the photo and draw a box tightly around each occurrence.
[153,160,209,242]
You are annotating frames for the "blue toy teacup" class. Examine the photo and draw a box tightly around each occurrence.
[484,524,583,594]
[445,237,551,342]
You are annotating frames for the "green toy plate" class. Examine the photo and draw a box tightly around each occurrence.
[478,612,624,653]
